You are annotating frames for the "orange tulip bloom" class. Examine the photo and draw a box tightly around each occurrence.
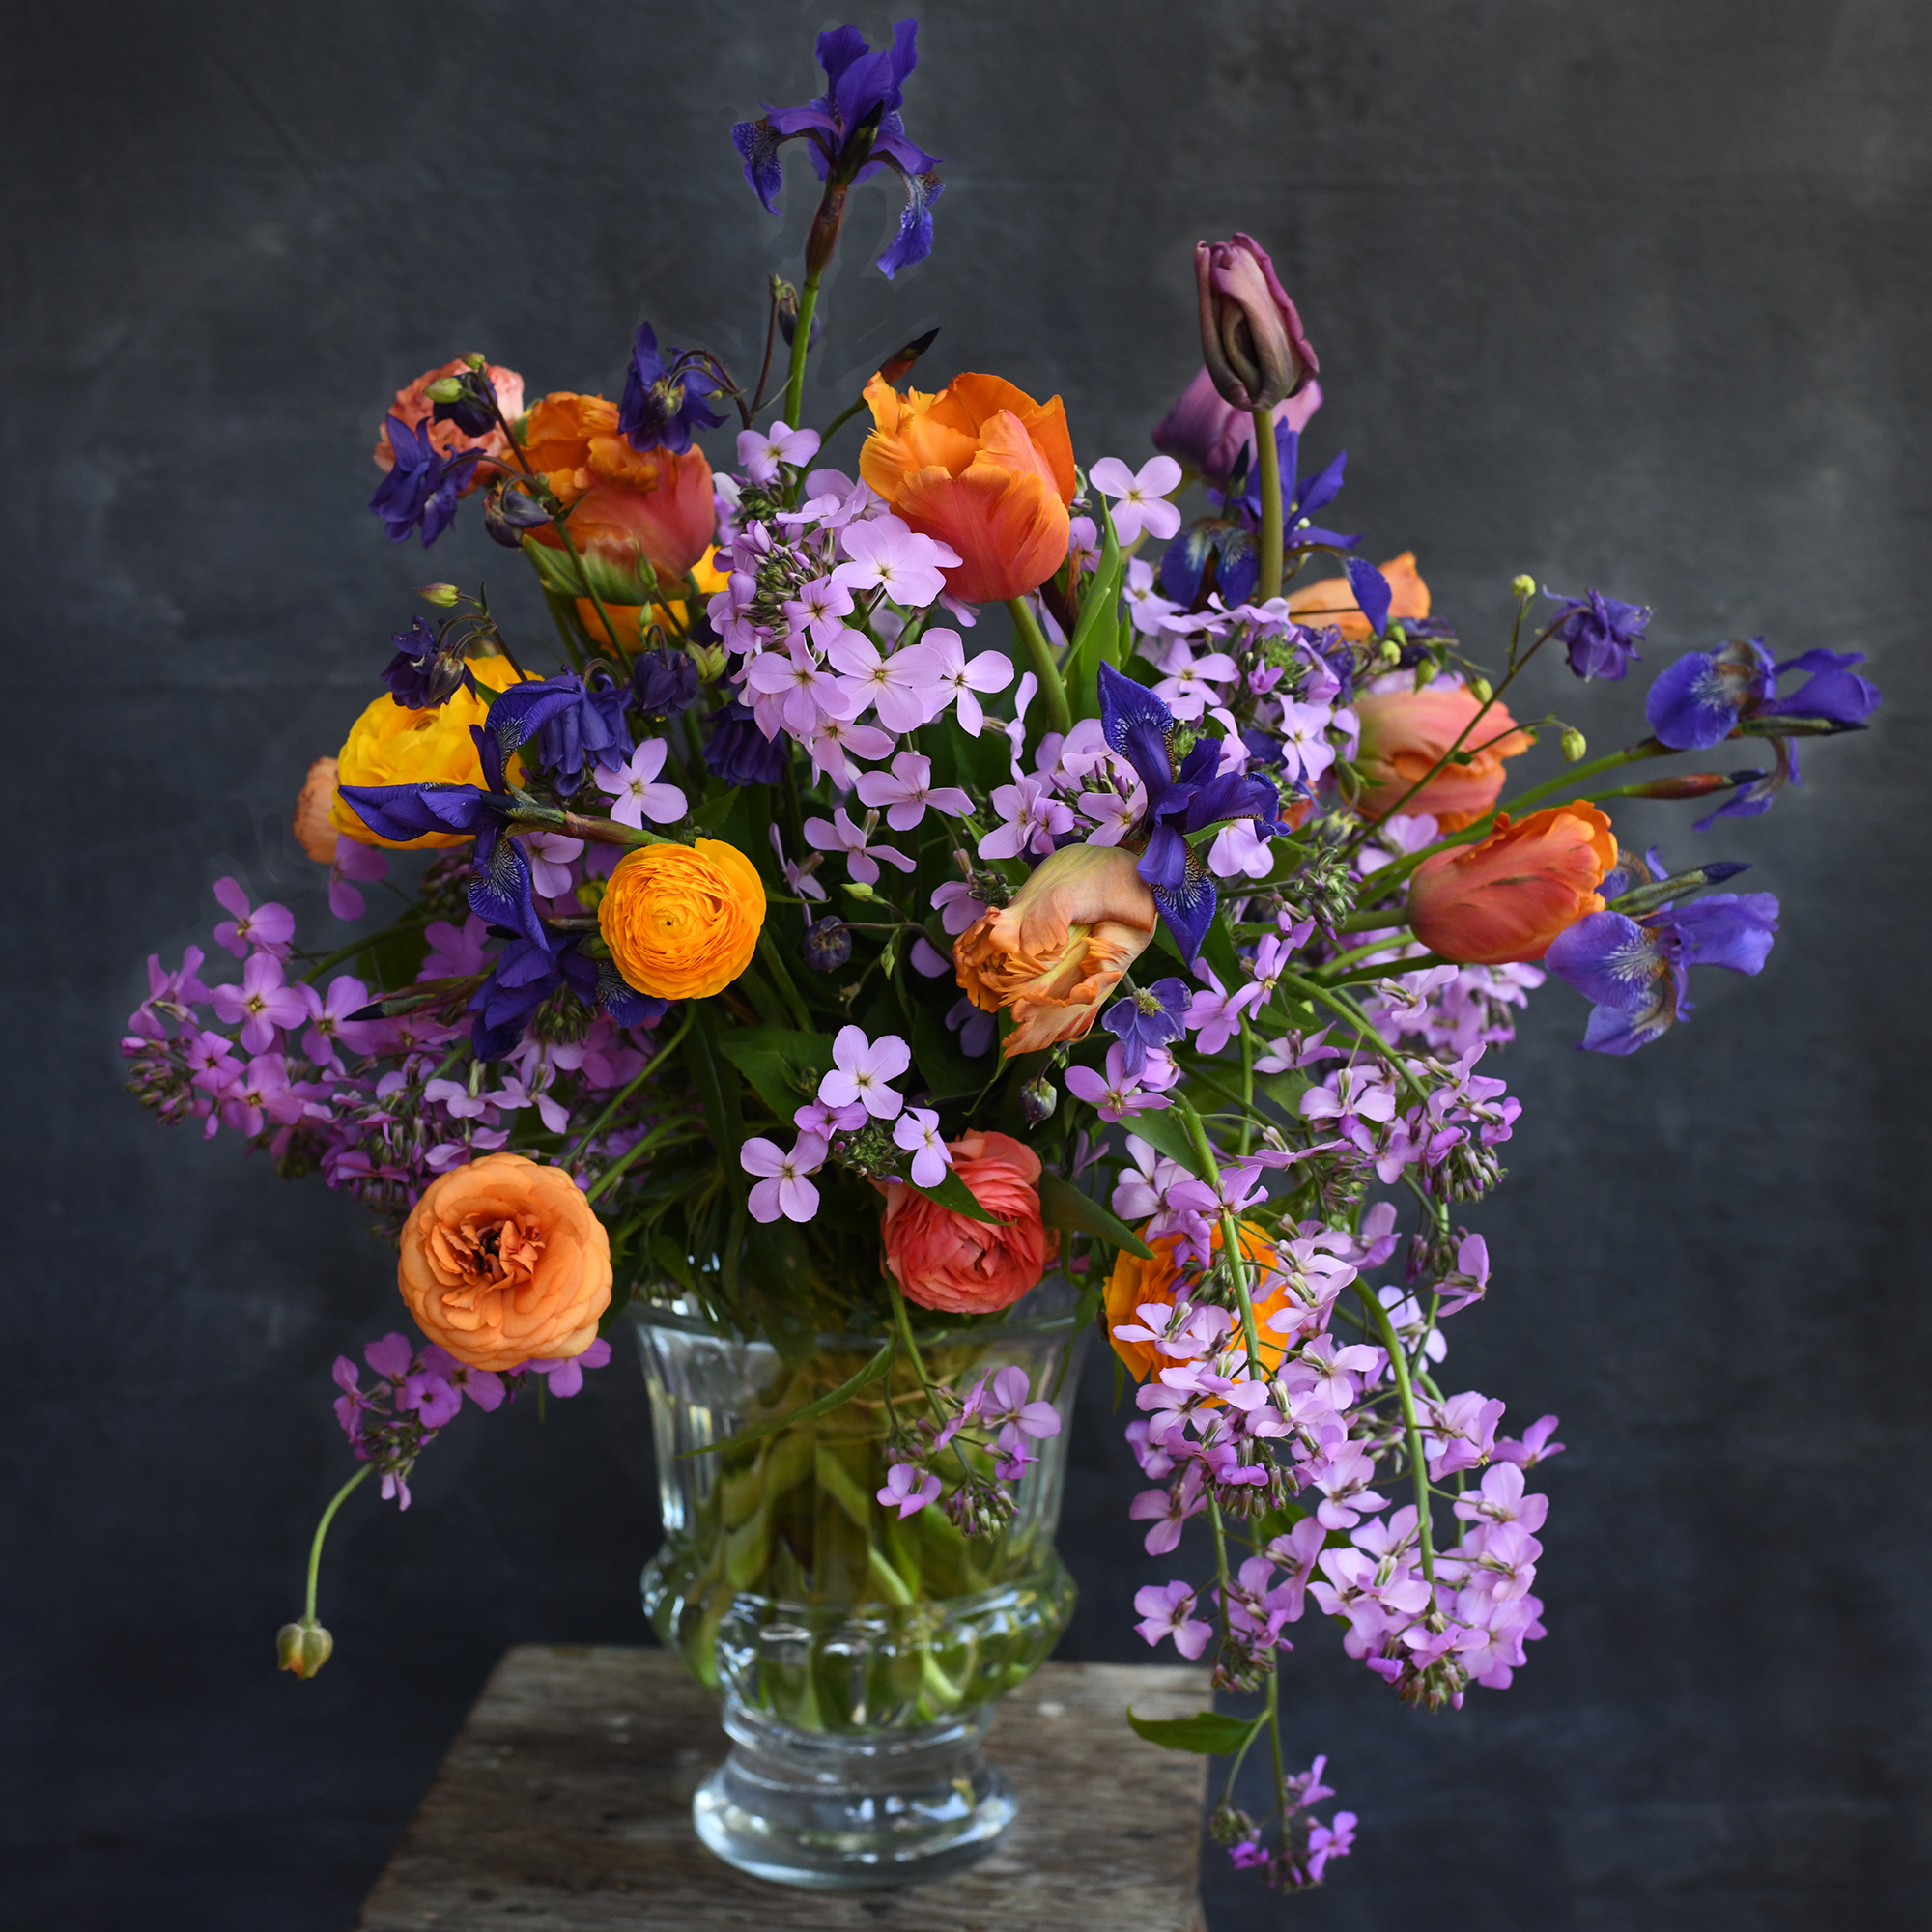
[1287,550,1430,641]
[519,391,716,592]
[1353,683,1535,831]
[860,371,1076,604]
[1407,805,1618,965]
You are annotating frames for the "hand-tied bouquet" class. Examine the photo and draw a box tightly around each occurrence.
[123,18,1880,1896]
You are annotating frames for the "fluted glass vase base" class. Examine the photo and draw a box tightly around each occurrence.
[693,1697,1016,1889]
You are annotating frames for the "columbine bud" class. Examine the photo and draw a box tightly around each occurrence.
[1018,1073,1058,1125]
[482,482,551,549]
[1511,574,1537,601]
[1560,726,1587,762]
[415,582,461,608]
[461,351,488,371]
[773,277,823,351]
[423,376,466,404]
[277,1617,333,1679]
[1467,675,1494,703]
[688,642,727,683]
[803,918,853,972]
[1195,233,1318,412]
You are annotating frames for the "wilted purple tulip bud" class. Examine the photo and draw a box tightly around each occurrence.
[1195,233,1318,412]
[276,1617,333,1679]
[1018,1072,1058,1125]
[1151,367,1325,490]
[803,918,853,972]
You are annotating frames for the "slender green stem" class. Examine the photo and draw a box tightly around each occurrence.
[297,909,431,985]
[1238,1018,1256,1156]
[756,931,812,1032]
[567,1005,696,1165]
[583,1116,703,1206]
[1265,1662,1286,1811]
[1333,905,1415,934]
[1172,1094,1265,1381]
[304,1465,372,1623]
[1208,1488,1235,1652]
[1354,1280,1435,1583]
[1005,597,1074,738]
[1253,408,1284,602]
[782,273,822,431]
[885,1277,951,1434]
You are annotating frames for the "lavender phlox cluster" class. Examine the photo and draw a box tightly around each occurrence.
[333,1332,612,1507]
[877,1364,1063,1532]
[1212,1752,1357,1890]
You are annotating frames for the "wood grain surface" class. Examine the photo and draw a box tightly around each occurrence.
[355,1646,1210,1931]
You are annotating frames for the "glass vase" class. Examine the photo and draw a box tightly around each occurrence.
[632,1280,1085,1889]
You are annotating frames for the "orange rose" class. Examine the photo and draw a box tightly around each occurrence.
[1353,683,1534,831]
[598,838,765,1000]
[859,371,1076,604]
[1287,550,1431,641]
[1105,1222,1293,1382]
[882,1131,1057,1315]
[1407,805,1617,965]
[293,757,339,863]
[397,1152,612,1371]
[953,842,1157,1058]
[519,391,716,594]
[371,358,524,494]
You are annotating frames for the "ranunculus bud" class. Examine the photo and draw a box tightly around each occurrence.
[1511,574,1538,601]
[1194,233,1318,412]
[1018,1073,1058,1124]
[1561,726,1588,762]
[803,918,853,972]
[415,582,461,607]
[277,1617,333,1678]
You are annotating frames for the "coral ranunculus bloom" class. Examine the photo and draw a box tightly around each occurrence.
[859,371,1076,604]
[954,842,1157,1057]
[1287,551,1431,642]
[1407,805,1618,966]
[598,838,765,1000]
[328,680,521,850]
[398,1152,611,1372]
[519,391,716,589]
[1352,681,1534,831]
[1105,1221,1293,1382]
[293,756,340,863]
[882,1131,1057,1315]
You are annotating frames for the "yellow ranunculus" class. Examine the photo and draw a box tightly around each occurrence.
[328,671,521,850]
[598,838,765,1000]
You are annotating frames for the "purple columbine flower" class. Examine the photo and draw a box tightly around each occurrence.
[1548,588,1651,681]
[704,700,789,786]
[730,21,944,278]
[630,646,698,721]
[1097,662,1289,960]
[383,615,476,709]
[1102,977,1189,1075]
[617,325,728,456]
[369,414,477,547]
[1544,891,1779,1054]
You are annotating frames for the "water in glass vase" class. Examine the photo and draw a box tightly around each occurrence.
[632,1279,1084,1888]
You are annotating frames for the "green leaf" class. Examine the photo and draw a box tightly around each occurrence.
[1038,1171,1152,1259]
[717,1026,836,1123]
[685,1009,747,1201]
[911,1001,984,1100]
[1065,501,1123,721]
[908,1165,1001,1225]
[1259,1069,1310,1114]
[678,1338,895,1456]
[1120,1102,1211,1180]
[1125,1708,1265,1755]
[742,1219,818,1365]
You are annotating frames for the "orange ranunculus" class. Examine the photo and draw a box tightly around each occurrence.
[598,838,765,1000]
[954,842,1158,1058]
[1287,551,1431,641]
[519,391,716,592]
[1105,1221,1294,1382]
[859,371,1076,604]
[293,757,339,863]
[882,1131,1057,1315]
[372,358,525,494]
[1407,805,1617,965]
[397,1152,612,1372]
[574,545,733,652]
[1352,682,1534,831]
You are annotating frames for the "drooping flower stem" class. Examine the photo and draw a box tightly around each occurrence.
[782,273,823,433]
[1354,1281,1435,1584]
[1173,1093,1266,1382]
[302,1464,372,1626]
[1252,407,1284,602]
[1005,597,1074,738]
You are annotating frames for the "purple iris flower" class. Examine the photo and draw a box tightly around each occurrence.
[1646,638,1882,754]
[731,21,944,278]
[1548,589,1651,681]
[486,668,633,794]
[1545,892,1779,1055]
[617,325,728,456]
[368,415,477,547]
[1102,977,1189,1076]
[704,700,789,786]
[469,932,667,1061]
[1097,663,1289,959]
[631,646,698,721]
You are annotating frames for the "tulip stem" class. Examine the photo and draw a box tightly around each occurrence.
[1005,597,1074,740]
[782,272,823,433]
[304,1465,372,1625]
[1252,408,1284,602]
[1172,1094,1265,1383]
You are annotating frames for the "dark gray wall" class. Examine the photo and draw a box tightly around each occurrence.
[6,3,1927,1927]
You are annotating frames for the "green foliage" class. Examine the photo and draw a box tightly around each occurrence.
[1038,1171,1152,1259]
[1125,1708,1266,1755]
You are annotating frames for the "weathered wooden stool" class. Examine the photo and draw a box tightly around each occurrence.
[356,1646,1210,1930]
